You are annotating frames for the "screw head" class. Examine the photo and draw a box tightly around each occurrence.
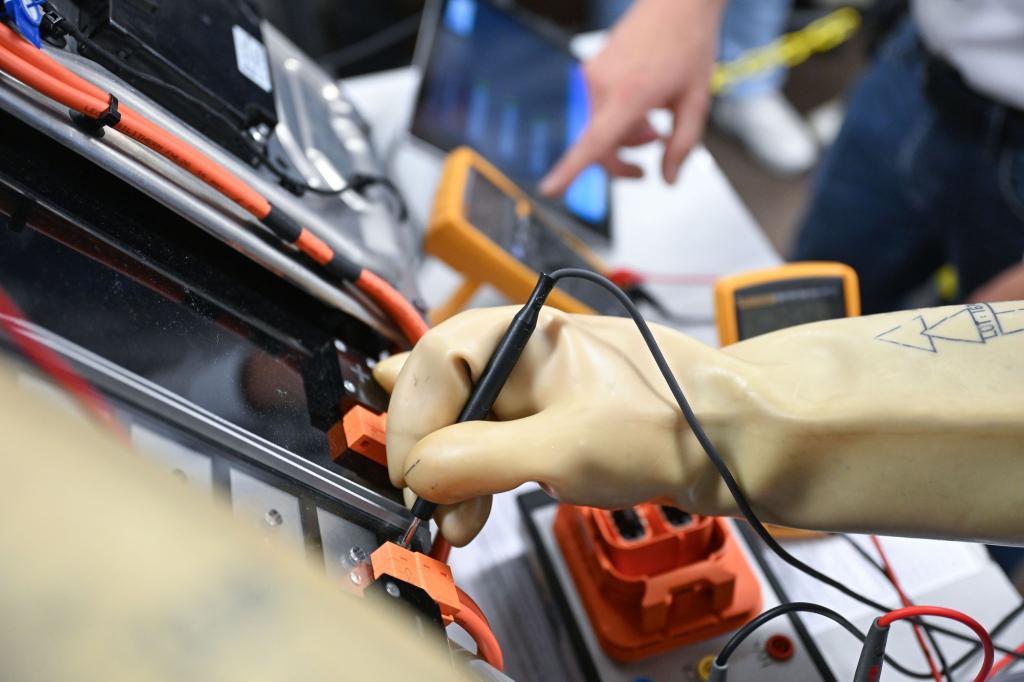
[385,581,401,598]
[343,380,357,394]
[264,509,283,527]
[348,546,369,564]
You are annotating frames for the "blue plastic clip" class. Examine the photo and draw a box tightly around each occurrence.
[1,0,45,48]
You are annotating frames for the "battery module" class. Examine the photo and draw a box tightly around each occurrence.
[58,0,277,161]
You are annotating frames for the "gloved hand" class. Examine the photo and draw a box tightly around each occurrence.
[375,302,1024,546]
[373,306,756,546]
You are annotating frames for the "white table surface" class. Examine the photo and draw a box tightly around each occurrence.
[342,64,1024,682]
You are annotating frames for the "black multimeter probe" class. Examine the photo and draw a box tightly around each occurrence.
[396,268,1012,678]
[398,273,555,547]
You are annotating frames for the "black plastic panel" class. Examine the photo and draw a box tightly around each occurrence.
[0,107,398,501]
[75,0,277,160]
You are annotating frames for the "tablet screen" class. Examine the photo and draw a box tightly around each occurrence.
[412,0,610,236]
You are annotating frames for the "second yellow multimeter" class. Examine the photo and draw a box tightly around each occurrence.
[714,262,860,346]
[715,262,860,540]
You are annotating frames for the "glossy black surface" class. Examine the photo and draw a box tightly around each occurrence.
[71,0,277,160]
[0,108,396,498]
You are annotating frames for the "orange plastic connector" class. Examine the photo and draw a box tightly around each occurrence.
[370,542,461,624]
[554,504,762,662]
[328,406,387,466]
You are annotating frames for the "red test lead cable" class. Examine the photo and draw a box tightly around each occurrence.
[0,286,124,437]
[855,606,994,682]
[606,267,719,289]
[870,536,943,682]
[989,641,1024,679]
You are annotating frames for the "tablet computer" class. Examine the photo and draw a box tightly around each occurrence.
[412,0,612,237]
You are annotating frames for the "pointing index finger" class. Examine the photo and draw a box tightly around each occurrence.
[539,96,649,196]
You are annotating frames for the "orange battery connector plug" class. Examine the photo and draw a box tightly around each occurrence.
[370,542,462,624]
[554,503,762,662]
[370,542,505,670]
[328,405,388,466]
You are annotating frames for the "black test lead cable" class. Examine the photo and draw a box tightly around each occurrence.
[396,268,1022,674]
[708,602,865,681]
[398,273,556,547]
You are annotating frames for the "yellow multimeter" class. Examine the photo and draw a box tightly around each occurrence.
[716,262,860,541]
[427,147,611,323]
[714,262,861,346]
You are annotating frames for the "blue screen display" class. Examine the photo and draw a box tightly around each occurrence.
[413,0,610,233]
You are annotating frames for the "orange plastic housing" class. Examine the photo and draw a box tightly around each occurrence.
[327,406,387,466]
[554,503,762,662]
[370,542,461,624]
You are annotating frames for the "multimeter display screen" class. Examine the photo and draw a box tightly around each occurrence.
[735,278,847,340]
[465,170,619,315]
[413,0,610,235]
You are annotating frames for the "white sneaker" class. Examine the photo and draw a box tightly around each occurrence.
[712,91,819,176]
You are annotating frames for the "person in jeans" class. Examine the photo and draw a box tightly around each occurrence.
[794,9,1024,313]
[713,0,819,175]
[540,0,1024,312]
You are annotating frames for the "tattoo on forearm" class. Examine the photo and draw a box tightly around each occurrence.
[876,303,1024,353]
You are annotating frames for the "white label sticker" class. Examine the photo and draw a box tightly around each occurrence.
[232,25,272,93]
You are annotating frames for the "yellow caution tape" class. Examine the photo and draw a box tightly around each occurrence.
[936,264,960,302]
[712,7,862,95]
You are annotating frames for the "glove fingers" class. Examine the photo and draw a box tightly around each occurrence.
[379,353,491,544]
[400,488,492,547]
[403,414,557,505]
[384,335,477,487]
[372,353,408,394]
[436,495,492,547]
[384,307,543,488]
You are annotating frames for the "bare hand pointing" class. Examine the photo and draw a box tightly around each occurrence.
[539,0,725,196]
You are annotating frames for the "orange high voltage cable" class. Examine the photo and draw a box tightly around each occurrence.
[1,16,455,569]
[3,16,463,598]
[0,23,427,347]
[453,595,504,671]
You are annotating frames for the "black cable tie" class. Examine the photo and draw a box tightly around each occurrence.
[69,94,121,138]
[40,8,68,48]
[278,176,308,196]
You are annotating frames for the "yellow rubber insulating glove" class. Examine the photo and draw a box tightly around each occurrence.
[374,306,764,546]
[375,303,1024,547]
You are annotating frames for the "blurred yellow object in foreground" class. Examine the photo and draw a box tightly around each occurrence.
[0,359,466,682]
